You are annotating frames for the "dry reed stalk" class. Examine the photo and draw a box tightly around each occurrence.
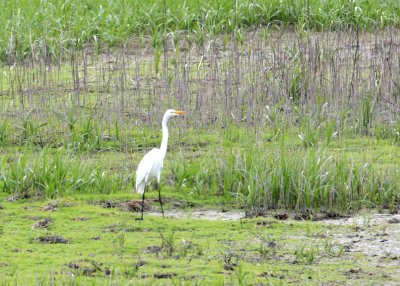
[0,30,399,142]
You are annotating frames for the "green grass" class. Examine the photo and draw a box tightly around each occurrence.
[1,197,396,285]
[0,148,124,198]
[1,124,399,213]
[0,0,399,62]
[0,7,399,283]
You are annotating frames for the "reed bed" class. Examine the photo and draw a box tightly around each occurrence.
[1,29,399,141]
[0,9,399,212]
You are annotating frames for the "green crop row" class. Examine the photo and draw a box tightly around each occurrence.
[1,0,399,61]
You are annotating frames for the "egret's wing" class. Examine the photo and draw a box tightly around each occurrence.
[135,148,161,191]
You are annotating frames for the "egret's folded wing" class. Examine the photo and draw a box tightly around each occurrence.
[135,148,160,190]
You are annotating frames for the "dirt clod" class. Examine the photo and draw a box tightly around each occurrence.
[6,194,23,202]
[101,200,119,208]
[102,224,119,233]
[293,212,313,220]
[101,200,149,212]
[274,213,288,220]
[154,273,176,279]
[36,235,69,244]
[42,201,59,211]
[318,210,349,220]
[73,217,90,221]
[345,268,362,278]
[68,262,80,269]
[32,218,52,229]
[82,267,96,276]
[255,221,271,227]
[223,263,235,271]
[258,272,285,279]
[143,245,162,254]
[120,200,147,212]
[135,260,146,268]
[268,240,278,248]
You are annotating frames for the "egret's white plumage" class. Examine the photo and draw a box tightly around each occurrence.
[135,109,186,220]
[135,148,164,194]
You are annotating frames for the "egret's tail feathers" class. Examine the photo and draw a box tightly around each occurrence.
[136,182,145,194]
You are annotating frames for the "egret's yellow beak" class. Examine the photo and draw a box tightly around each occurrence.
[174,110,186,115]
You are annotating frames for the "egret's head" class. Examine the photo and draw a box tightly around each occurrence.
[164,109,186,120]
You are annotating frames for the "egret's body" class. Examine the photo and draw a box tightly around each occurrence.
[135,109,185,220]
[135,148,164,194]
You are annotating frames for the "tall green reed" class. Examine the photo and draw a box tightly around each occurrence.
[170,141,400,213]
[0,148,122,197]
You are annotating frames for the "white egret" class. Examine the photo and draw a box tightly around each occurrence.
[135,109,186,220]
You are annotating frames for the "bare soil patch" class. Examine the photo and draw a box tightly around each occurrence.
[36,235,69,244]
[153,272,177,279]
[150,208,400,281]
[149,209,245,221]
[32,218,52,229]
[320,213,400,259]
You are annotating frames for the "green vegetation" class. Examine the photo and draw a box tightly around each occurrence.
[1,197,398,285]
[1,126,399,213]
[0,15,398,215]
[0,0,400,284]
[1,0,399,62]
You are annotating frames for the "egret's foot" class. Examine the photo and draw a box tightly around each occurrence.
[135,217,144,221]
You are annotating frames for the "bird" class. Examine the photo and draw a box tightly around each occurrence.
[135,109,186,220]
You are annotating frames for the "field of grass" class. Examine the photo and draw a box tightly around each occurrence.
[1,195,399,285]
[1,0,400,284]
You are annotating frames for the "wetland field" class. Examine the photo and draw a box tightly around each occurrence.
[0,0,400,285]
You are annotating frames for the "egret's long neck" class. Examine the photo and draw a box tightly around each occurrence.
[160,116,169,157]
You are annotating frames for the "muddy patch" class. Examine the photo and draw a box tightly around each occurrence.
[72,217,90,221]
[102,224,151,233]
[101,200,150,212]
[42,201,59,211]
[153,272,177,279]
[100,199,194,212]
[149,209,400,282]
[32,217,53,229]
[320,213,400,258]
[36,235,69,244]
[149,209,245,221]
[120,201,145,212]
[142,245,163,254]
[68,260,105,277]
[258,271,285,279]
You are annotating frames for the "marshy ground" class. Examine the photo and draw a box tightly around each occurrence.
[1,1,400,285]
[1,195,399,285]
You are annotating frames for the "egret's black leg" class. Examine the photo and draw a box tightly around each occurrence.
[158,185,164,218]
[135,191,145,220]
